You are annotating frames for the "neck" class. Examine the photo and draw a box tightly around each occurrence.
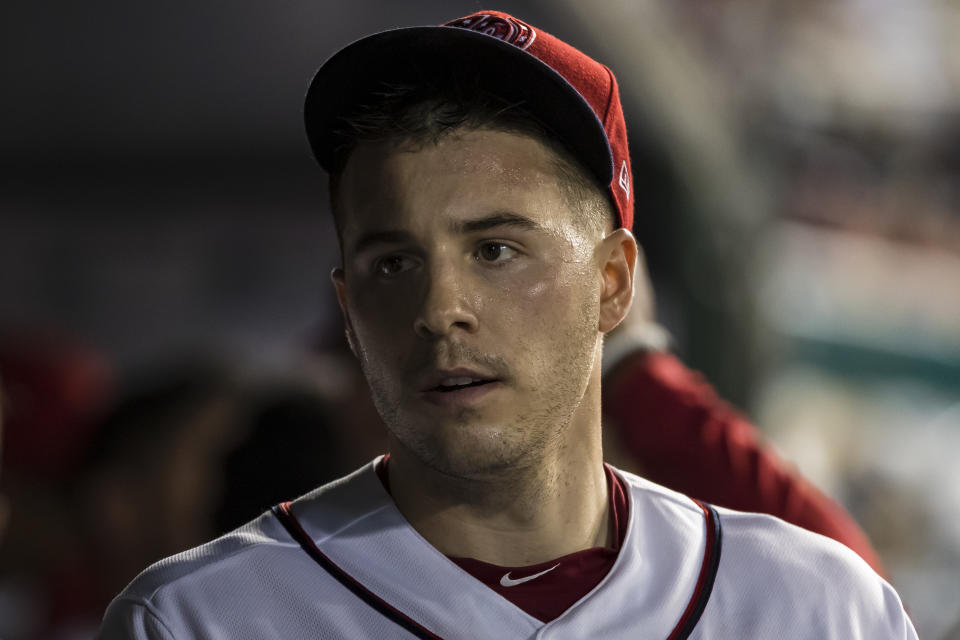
[386,368,609,566]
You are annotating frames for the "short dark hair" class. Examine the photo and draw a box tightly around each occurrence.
[327,74,615,246]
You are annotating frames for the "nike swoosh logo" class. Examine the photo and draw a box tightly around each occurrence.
[499,563,561,587]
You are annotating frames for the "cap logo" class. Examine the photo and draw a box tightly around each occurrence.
[445,14,537,51]
[618,160,630,200]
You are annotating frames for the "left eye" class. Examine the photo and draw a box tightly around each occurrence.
[476,242,518,262]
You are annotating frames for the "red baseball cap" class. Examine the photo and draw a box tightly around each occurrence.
[304,10,633,230]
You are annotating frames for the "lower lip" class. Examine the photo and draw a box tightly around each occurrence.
[419,381,503,408]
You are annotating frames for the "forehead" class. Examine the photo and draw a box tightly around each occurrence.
[335,129,579,241]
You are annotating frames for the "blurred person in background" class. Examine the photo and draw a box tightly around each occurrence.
[61,364,241,639]
[0,332,115,640]
[598,274,888,576]
[213,382,351,534]
[0,335,366,640]
[0,357,240,640]
[0,351,351,640]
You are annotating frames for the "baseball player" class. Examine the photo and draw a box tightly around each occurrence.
[99,11,916,639]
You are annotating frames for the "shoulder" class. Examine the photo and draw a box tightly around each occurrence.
[708,506,915,637]
[716,505,886,590]
[99,461,385,639]
[117,509,288,600]
[98,510,290,638]
[613,468,915,638]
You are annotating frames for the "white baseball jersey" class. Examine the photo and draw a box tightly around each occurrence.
[98,458,916,639]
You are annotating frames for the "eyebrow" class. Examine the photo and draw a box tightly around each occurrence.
[351,212,546,256]
[352,230,416,256]
[451,211,545,234]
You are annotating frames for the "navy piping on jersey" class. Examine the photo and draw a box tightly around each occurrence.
[667,500,723,640]
[271,502,444,640]
[271,497,723,639]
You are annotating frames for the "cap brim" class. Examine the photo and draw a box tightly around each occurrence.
[304,25,613,185]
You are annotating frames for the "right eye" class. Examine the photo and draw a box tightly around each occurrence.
[373,255,415,278]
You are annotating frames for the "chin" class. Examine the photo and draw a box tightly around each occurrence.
[400,419,535,479]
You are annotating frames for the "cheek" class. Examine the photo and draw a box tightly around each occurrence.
[347,288,419,374]
[349,278,415,334]
[486,263,595,333]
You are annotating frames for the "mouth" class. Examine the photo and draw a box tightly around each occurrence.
[419,368,503,407]
[429,376,498,393]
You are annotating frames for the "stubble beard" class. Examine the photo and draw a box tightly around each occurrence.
[356,303,601,481]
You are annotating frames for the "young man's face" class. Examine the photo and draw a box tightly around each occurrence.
[333,128,609,477]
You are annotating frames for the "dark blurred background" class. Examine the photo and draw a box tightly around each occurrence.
[1,1,959,638]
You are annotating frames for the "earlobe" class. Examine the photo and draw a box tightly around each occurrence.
[597,229,638,333]
[331,267,360,358]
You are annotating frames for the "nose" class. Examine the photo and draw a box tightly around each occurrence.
[413,262,478,339]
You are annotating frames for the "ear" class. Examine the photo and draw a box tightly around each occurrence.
[597,228,638,334]
[331,267,360,358]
